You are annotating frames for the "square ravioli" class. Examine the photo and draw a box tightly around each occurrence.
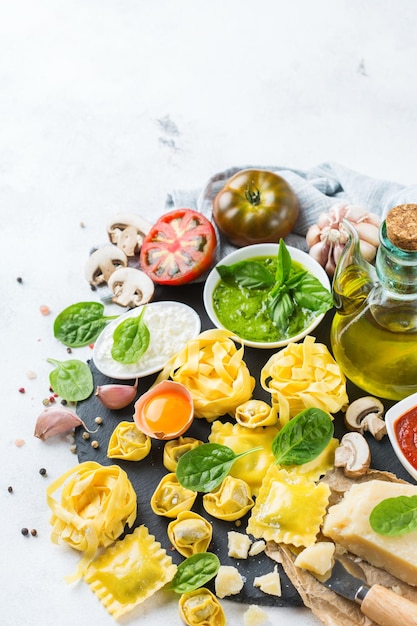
[246,466,330,547]
[84,525,177,619]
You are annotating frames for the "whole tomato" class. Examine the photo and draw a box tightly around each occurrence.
[140,208,217,285]
[212,169,299,247]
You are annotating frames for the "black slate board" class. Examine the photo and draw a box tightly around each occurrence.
[75,282,415,607]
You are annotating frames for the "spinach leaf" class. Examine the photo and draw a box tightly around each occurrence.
[216,261,275,289]
[272,408,334,465]
[169,553,220,594]
[176,442,262,493]
[369,495,417,536]
[47,358,94,402]
[53,302,118,347]
[111,307,150,364]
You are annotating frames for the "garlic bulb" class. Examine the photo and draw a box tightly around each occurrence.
[306,203,381,276]
[95,378,138,410]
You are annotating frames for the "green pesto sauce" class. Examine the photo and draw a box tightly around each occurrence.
[212,255,318,342]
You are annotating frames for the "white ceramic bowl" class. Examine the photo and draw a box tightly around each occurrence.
[203,243,331,349]
[386,392,417,482]
[93,301,201,379]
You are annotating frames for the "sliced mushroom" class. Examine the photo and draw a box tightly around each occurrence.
[107,214,153,257]
[334,432,371,478]
[344,396,386,440]
[85,245,128,286]
[108,267,155,308]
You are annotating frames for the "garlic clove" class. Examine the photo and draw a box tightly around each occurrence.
[95,378,138,410]
[34,406,87,441]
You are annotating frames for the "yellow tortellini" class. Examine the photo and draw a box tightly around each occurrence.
[209,420,279,496]
[203,475,254,521]
[179,588,226,626]
[107,421,151,461]
[234,399,278,428]
[167,511,212,557]
[163,436,203,472]
[247,465,330,547]
[84,525,177,620]
[150,472,197,518]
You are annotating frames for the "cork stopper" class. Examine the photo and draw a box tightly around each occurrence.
[385,204,417,251]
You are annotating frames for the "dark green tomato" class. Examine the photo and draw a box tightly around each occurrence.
[212,169,299,247]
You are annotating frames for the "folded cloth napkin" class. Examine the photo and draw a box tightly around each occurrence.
[166,162,417,261]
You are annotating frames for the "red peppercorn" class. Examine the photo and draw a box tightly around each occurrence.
[18,387,25,394]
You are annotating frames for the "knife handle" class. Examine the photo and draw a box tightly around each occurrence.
[361,584,417,626]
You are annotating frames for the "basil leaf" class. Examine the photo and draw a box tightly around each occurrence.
[111,307,150,364]
[176,442,262,493]
[272,408,334,465]
[293,273,334,313]
[53,302,118,347]
[47,358,94,402]
[369,495,417,536]
[216,261,275,289]
[169,553,220,593]
[266,290,295,332]
[275,238,292,285]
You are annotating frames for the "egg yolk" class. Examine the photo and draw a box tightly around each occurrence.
[142,390,191,436]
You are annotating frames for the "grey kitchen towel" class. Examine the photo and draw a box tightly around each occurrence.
[166,162,417,262]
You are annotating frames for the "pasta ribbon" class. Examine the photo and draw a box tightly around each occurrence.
[154,329,255,422]
[261,335,348,425]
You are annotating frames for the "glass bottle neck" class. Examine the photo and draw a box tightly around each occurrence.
[376,222,417,296]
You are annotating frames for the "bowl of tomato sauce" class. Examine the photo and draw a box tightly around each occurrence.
[386,392,417,482]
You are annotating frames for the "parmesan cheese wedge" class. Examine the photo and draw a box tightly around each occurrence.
[322,479,417,586]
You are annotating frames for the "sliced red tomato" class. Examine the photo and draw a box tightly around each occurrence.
[140,208,217,285]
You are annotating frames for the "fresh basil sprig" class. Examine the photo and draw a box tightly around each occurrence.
[369,495,417,536]
[111,307,150,364]
[53,302,118,347]
[216,261,275,289]
[272,408,334,466]
[169,553,220,594]
[176,442,262,493]
[47,358,94,402]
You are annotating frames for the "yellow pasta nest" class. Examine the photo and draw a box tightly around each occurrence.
[84,525,177,619]
[167,510,212,557]
[246,465,330,547]
[107,420,151,461]
[154,329,255,422]
[203,475,254,521]
[209,420,279,497]
[179,588,226,626]
[261,335,348,424]
[47,461,137,581]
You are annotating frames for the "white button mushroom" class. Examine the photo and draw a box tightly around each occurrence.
[84,245,128,286]
[107,213,153,257]
[344,396,386,440]
[108,266,155,308]
[334,432,371,477]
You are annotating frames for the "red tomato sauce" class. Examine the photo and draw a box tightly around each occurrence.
[395,406,417,469]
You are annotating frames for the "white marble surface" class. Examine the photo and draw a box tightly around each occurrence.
[2,1,417,624]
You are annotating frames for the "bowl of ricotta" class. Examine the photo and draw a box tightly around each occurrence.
[93,301,201,379]
[203,242,332,349]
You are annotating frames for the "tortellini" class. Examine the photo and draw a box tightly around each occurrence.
[84,525,177,619]
[163,436,203,472]
[150,472,197,518]
[179,588,226,626]
[107,420,151,461]
[167,511,212,557]
[234,399,278,428]
[203,475,254,521]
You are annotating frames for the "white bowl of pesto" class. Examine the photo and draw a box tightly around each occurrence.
[203,242,332,349]
[93,301,201,379]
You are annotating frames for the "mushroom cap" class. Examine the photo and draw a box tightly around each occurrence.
[107,213,153,256]
[344,396,385,437]
[85,245,128,286]
[334,432,371,478]
[108,266,155,308]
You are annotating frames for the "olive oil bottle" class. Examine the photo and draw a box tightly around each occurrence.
[331,205,417,401]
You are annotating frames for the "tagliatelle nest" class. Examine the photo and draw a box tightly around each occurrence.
[47,461,137,581]
[154,329,255,422]
[261,335,348,424]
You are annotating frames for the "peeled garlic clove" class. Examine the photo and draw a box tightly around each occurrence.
[34,406,87,441]
[95,378,138,410]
